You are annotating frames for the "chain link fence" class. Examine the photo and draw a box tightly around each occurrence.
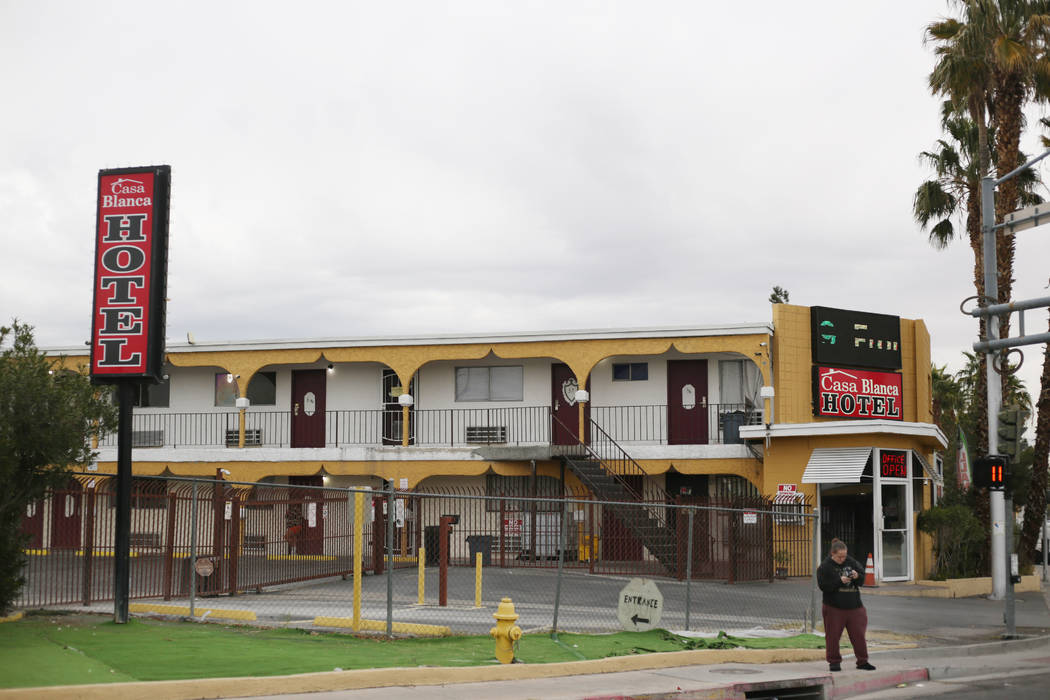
[19,475,819,636]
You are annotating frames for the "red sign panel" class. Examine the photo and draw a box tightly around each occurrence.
[90,166,170,383]
[880,450,908,478]
[813,366,902,420]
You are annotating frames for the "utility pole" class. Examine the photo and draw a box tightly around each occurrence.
[979,176,1006,600]
[974,150,1050,607]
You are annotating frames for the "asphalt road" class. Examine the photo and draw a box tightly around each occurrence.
[853,669,1050,698]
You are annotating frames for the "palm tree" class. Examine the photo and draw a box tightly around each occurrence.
[1019,339,1049,563]
[914,104,1041,452]
[923,0,1045,449]
[933,0,1050,330]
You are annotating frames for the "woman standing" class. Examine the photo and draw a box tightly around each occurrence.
[817,538,876,672]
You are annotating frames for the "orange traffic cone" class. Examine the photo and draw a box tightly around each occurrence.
[864,553,877,587]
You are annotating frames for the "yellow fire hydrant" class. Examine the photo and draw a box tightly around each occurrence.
[490,597,523,664]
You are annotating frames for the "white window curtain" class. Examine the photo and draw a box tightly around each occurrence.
[719,360,761,407]
[456,366,523,401]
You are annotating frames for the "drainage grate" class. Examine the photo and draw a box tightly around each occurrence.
[744,683,824,699]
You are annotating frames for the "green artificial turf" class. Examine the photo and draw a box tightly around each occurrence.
[0,612,825,689]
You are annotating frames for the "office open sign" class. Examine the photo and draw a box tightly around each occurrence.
[89,165,171,383]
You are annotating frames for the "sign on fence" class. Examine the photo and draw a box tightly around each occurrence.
[617,578,663,632]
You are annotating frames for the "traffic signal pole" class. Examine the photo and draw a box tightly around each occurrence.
[980,176,1007,601]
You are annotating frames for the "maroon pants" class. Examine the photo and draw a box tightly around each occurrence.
[822,603,868,665]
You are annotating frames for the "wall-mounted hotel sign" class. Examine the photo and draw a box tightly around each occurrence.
[89,165,171,384]
[811,306,901,370]
[813,366,903,420]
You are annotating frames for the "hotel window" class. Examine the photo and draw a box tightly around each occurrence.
[718,360,761,407]
[612,362,648,381]
[455,366,523,401]
[125,377,170,408]
[214,371,277,407]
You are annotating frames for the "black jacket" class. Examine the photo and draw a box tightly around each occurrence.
[817,555,865,609]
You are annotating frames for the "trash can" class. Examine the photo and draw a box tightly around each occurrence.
[722,411,746,444]
[424,525,440,565]
[466,534,493,566]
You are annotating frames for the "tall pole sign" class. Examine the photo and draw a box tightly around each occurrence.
[90,165,171,624]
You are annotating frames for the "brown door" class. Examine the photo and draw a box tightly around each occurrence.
[50,482,83,549]
[551,364,589,445]
[291,370,326,448]
[288,475,324,555]
[667,360,708,444]
[21,499,45,549]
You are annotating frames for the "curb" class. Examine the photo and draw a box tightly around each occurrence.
[583,668,931,700]
[0,647,827,700]
[127,603,256,621]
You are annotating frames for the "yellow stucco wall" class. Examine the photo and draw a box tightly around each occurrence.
[770,304,933,427]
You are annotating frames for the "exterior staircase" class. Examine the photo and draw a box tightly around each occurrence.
[550,413,677,574]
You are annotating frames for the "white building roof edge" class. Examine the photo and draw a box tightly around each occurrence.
[739,420,948,449]
[47,322,773,356]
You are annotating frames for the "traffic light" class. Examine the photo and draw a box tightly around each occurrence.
[973,454,1008,490]
[997,405,1027,461]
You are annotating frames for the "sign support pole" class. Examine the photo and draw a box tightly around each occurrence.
[981,176,1007,601]
[114,381,134,623]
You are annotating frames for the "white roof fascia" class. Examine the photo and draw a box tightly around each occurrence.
[739,420,948,449]
[46,323,773,357]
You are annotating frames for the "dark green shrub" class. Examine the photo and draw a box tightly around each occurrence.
[917,504,986,579]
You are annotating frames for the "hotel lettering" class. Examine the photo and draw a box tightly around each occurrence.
[90,166,171,383]
[813,366,902,420]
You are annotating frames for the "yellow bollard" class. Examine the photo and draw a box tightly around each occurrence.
[353,492,363,630]
[475,552,482,608]
[490,597,522,664]
[418,547,425,605]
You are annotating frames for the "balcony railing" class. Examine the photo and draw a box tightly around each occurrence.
[96,404,761,449]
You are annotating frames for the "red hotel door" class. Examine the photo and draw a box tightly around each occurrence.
[21,500,45,550]
[552,364,589,445]
[50,482,83,549]
[291,370,326,448]
[288,475,324,555]
[667,360,709,444]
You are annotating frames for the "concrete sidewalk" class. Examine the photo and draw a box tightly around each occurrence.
[254,635,1050,700]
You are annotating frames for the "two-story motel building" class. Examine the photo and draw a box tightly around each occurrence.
[47,303,945,582]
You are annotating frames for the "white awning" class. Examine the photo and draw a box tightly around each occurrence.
[913,450,941,484]
[802,447,873,484]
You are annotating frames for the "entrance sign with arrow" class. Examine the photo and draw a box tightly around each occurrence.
[617,578,663,632]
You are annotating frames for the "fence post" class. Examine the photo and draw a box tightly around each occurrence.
[386,482,394,637]
[810,506,820,633]
[589,500,596,574]
[499,496,506,569]
[353,490,363,630]
[728,508,737,585]
[551,494,569,639]
[163,491,177,600]
[685,508,694,632]
[189,480,199,617]
[81,484,96,606]
[229,491,241,596]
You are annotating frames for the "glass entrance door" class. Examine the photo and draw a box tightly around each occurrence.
[879,483,909,580]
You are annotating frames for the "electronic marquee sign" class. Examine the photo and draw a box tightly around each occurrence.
[811,306,902,370]
[813,366,903,420]
[89,165,171,384]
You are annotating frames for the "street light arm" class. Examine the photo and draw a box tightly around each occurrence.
[995,147,1050,186]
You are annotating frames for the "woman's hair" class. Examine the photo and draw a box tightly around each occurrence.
[829,538,847,554]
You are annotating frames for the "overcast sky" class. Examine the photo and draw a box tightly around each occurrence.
[2,1,1048,408]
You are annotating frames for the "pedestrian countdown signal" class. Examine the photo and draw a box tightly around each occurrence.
[973,455,1008,490]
